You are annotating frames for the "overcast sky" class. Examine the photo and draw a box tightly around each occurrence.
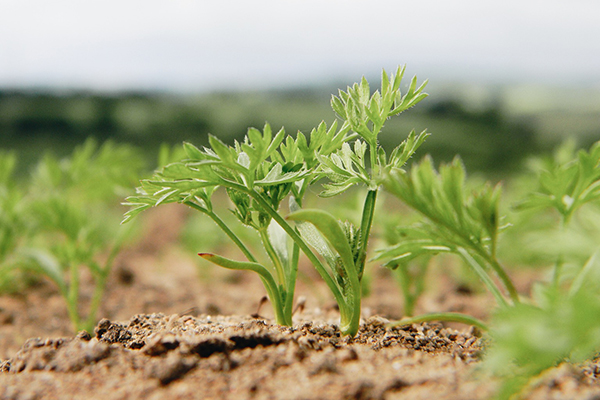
[1,0,599,92]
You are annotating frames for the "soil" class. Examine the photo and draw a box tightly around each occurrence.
[1,204,600,400]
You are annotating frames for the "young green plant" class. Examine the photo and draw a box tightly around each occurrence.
[17,139,144,333]
[124,66,429,336]
[376,139,600,398]
[374,155,519,330]
[124,122,343,327]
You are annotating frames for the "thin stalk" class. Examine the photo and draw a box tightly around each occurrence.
[369,139,378,184]
[406,207,519,305]
[388,312,488,332]
[259,275,289,325]
[341,262,362,336]
[458,247,509,308]
[67,261,81,331]
[340,188,378,336]
[440,221,519,304]
[200,252,289,325]
[83,242,122,333]
[284,243,300,318]
[357,189,377,274]
[477,250,520,304]
[184,200,257,263]
[83,267,108,333]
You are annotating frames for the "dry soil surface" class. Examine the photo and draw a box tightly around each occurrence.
[1,205,600,400]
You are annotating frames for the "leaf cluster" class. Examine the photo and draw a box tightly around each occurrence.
[487,270,600,399]
[319,66,429,196]
[124,121,345,225]
[330,66,428,144]
[376,138,600,398]
[517,140,600,223]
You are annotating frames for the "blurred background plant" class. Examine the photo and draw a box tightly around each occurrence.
[0,139,146,332]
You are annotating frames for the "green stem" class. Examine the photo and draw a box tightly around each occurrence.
[340,188,378,336]
[458,247,510,308]
[184,200,257,263]
[200,253,289,325]
[67,261,81,331]
[83,266,108,333]
[358,189,377,275]
[369,139,378,182]
[259,275,289,325]
[284,243,300,318]
[388,312,488,332]
[406,205,519,305]
[477,251,520,304]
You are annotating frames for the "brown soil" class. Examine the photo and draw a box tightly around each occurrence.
[1,205,600,400]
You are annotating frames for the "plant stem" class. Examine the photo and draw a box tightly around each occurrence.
[340,188,378,336]
[458,248,510,308]
[284,243,299,319]
[83,267,108,333]
[478,251,520,304]
[388,312,488,332]
[67,261,81,331]
[403,203,519,305]
[184,200,257,263]
[358,189,377,274]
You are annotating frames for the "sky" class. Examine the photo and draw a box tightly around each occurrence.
[1,0,599,92]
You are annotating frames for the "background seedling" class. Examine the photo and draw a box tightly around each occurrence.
[6,139,144,333]
[376,138,600,399]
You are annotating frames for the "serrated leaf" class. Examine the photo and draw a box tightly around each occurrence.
[255,163,307,185]
[319,179,362,198]
[331,95,345,118]
[208,135,240,169]
[154,188,180,206]
[183,142,207,161]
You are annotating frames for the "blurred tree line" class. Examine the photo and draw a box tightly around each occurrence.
[1,87,596,176]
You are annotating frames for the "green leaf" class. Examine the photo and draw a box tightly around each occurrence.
[287,209,356,280]
[208,135,242,170]
[199,253,272,280]
[319,180,362,198]
[254,163,308,185]
[516,140,600,222]
[331,96,346,119]
[198,253,282,315]
[183,142,208,161]
[289,197,337,266]
[387,129,430,171]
